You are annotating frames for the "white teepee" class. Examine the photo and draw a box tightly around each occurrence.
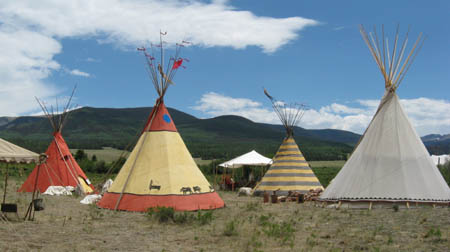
[320,25,450,206]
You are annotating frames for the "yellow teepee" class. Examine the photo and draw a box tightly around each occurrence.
[254,89,323,195]
[98,33,224,211]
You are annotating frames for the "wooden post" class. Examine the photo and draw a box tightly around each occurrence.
[406,202,410,209]
[231,168,235,191]
[369,201,373,210]
[337,201,342,209]
[25,154,46,221]
[2,163,9,204]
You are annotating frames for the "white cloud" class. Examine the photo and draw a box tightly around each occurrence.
[0,0,317,53]
[0,28,60,116]
[192,92,450,136]
[68,69,90,77]
[192,92,276,123]
[0,0,318,115]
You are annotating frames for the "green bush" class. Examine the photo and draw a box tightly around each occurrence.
[146,207,214,225]
[196,210,214,225]
[147,207,175,223]
[223,220,238,236]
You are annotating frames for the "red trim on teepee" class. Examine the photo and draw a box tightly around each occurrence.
[98,192,225,212]
[142,99,177,132]
[18,132,94,193]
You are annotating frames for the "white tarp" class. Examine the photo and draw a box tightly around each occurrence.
[219,150,272,168]
[80,194,102,204]
[431,154,450,165]
[43,186,75,196]
[320,92,450,202]
[0,138,39,163]
[101,179,114,194]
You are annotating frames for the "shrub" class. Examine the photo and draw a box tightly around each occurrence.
[147,207,175,223]
[197,210,214,225]
[223,220,238,236]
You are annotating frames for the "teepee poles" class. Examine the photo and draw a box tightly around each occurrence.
[360,25,425,91]
[264,88,306,137]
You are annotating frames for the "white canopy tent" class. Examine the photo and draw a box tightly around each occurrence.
[431,155,450,166]
[0,138,40,217]
[216,150,272,191]
[219,150,272,168]
[0,138,39,164]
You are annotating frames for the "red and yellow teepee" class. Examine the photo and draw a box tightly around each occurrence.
[97,33,224,211]
[19,90,94,194]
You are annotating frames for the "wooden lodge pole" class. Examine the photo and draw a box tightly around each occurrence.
[2,163,9,204]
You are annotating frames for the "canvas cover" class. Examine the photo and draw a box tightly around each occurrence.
[18,132,94,194]
[320,91,450,203]
[219,150,272,168]
[254,137,323,195]
[0,138,39,163]
[98,102,224,211]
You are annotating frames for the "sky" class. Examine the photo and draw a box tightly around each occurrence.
[0,0,449,136]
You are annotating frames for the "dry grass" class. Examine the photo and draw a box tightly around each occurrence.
[309,160,346,169]
[1,178,449,251]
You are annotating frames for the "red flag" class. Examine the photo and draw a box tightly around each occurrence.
[172,59,183,69]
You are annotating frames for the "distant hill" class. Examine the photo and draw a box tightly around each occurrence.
[0,106,447,160]
[421,134,450,155]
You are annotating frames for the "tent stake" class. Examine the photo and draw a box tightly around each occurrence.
[2,163,9,204]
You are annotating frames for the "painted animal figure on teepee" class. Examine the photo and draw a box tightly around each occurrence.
[97,32,224,212]
[253,89,323,196]
[19,88,94,194]
[320,25,450,207]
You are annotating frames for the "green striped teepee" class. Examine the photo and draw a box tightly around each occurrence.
[254,89,323,196]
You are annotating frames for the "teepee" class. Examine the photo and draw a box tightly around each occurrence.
[320,25,450,206]
[97,33,224,212]
[19,90,94,194]
[253,89,323,196]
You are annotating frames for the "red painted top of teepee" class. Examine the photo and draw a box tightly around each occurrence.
[18,132,93,193]
[142,100,177,132]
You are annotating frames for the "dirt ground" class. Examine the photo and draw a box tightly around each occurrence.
[1,179,449,252]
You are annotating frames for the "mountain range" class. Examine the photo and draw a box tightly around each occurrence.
[0,106,447,161]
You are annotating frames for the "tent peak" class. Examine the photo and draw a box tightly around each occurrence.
[36,85,77,133]
[263,88,306,137]
[138,32,190,99]
[359,24,425,91]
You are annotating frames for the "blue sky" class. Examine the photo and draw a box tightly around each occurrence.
[0,0,449,135]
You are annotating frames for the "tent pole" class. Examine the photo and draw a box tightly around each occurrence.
[2,163,9,204]
[25,155,46,220]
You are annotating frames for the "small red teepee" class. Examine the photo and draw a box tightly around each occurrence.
[19,90,94,194]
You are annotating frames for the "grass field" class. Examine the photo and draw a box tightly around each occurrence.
[1,178,449,251]
[70,148,130,163]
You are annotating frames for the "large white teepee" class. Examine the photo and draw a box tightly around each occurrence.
[320,26,450,205]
